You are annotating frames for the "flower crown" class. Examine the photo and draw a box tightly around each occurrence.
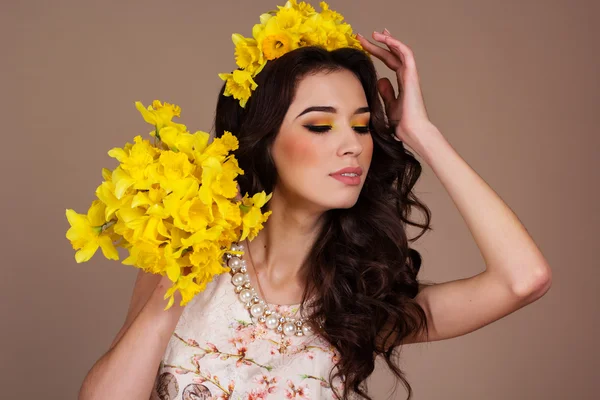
[218,0,364,108]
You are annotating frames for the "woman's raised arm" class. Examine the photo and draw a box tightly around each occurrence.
[359,30,552,345]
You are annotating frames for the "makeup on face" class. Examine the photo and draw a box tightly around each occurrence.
[269,70,375,209]
[301,113,371,134]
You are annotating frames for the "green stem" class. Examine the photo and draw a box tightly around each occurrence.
[101,220,116,232]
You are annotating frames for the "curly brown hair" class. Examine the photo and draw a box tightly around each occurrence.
[213,46,432,400]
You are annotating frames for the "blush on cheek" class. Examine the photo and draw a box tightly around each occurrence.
[279,134,321,167]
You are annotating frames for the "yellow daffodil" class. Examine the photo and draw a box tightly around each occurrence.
[95,180,133,221]
[113,206,155,245]
[164,188,215,232]
[160,220,188,249]
[162,243,184,282]
[324,26,349,51]
[135,101,187,135]
[220,156,244,197]
[122,242,162,273]
[218,70,258,108]
[240,192,273,241]
[109,166,137,200]
[130,186,167,209]
[319,1,344,22]
[108,136,159,197]
[181,225,224,250]
[194,131,239,166]
[198,156,243,206]
[163,273,204,310]
[261,32,293,60]
[281,0,315,17]
[158,126,195,154]
[66,200,119,263]
[152,100,181,117]
[189,243,229,280]
[298,15,327,45]
[255,15,301,60]
[233,34,264,72]
[158,151,195,181]
[113,136,158,170]
[212,193,243,228]
[274,7,303,30]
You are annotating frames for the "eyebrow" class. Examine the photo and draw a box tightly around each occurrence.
[295,106,370,119]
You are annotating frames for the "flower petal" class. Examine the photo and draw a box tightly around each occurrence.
[75,241,99,263]
[98,235,119,260]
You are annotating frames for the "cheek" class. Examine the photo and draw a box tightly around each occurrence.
[361,136,374,162]
[278,134,322,168]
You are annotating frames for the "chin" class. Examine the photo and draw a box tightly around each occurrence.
[334,201,358,210]
[322,194,361,210]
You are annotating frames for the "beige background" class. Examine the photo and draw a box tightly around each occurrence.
[3,0,599,398]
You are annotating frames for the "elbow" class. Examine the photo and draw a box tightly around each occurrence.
[511,263,553,302]
[79,375,97,400]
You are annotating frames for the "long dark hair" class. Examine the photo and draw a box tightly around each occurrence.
[213,46,432,400]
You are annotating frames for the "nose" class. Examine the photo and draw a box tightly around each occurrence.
[336,124,364,157]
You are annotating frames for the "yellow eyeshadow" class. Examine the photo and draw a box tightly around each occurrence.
[306,119,369,130]
[352,118,370,127]
[310,120,335,126]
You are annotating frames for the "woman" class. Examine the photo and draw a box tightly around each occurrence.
[78,3,552,400]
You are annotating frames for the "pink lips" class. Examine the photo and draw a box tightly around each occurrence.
[329,166,363,186]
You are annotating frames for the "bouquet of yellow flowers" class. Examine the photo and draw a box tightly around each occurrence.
[65,100,272,310]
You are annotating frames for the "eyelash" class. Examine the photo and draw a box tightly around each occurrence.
[303,125,371,134]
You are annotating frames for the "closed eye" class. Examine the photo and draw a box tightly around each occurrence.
[353,125,370,134]
[304,124,332,133]
[303,125,371,134]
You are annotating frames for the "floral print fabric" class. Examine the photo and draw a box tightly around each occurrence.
[151,272,345,399]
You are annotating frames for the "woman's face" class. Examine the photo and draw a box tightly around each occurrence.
[270,69,374,211]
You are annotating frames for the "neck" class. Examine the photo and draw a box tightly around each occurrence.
[246,187,326,289]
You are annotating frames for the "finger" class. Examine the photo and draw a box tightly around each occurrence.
[373,31,416,71]
[370,32,407,92]
[377,77,395,113]
[357,33,402,71]
[358,33,400,70]
[379,35,424,102]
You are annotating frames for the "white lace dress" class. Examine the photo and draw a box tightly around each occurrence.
[151,272,345,400]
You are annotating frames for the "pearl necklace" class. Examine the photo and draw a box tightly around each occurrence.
[225,242,315,339]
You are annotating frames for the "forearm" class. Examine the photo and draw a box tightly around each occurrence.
[416,126,552,296]
[79,288,183,400]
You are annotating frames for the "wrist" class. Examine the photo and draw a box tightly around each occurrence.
[408,126,449,166]
[147,279,186,321]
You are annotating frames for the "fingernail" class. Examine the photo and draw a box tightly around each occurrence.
[384,28,391,35]
[357,33,363,38]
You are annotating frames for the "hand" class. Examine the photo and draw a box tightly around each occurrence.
[150,266,195,315]
[357,29,442,157]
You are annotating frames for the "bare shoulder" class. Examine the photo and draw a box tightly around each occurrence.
[108,270,162,350]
